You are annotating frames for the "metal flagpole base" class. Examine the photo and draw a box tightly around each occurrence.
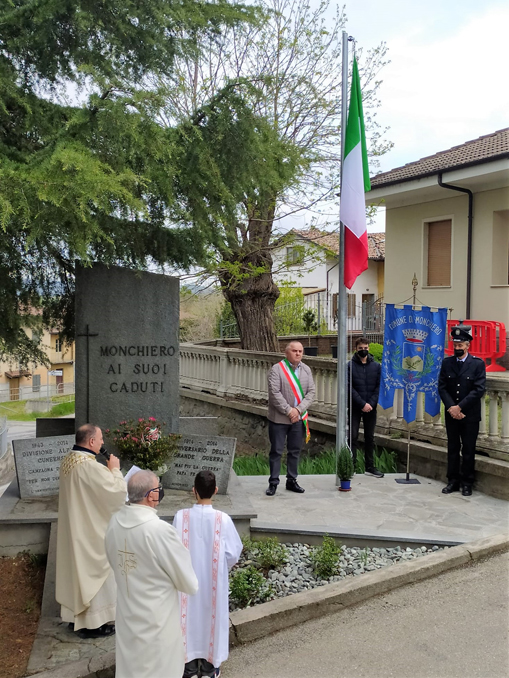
[395,477,421,484]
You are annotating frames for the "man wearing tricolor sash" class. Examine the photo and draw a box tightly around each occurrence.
[266,341,316,496]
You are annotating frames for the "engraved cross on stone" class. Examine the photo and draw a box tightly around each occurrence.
[77,324,99,422]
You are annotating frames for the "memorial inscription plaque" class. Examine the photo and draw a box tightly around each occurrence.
[75,264,179,434]
[13,435,75,498]
[162,433,236,495]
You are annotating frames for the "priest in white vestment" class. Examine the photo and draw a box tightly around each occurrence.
[106,470,199,678]
[56,424,126,636]
[174,470,243,678]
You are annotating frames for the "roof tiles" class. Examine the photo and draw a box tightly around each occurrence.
[291,229,385,260]
[370,128,509,188]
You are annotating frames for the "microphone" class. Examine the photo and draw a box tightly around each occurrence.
[99,445,111,461]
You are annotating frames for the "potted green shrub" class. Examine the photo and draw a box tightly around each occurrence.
[337,446,355,491]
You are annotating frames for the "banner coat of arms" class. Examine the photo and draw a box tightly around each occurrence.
[379,304,448,424]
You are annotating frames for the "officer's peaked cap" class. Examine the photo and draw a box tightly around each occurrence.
[451,323,473,342]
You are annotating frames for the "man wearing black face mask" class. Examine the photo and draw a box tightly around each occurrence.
[438,324,486,496]
[348,337,383,478]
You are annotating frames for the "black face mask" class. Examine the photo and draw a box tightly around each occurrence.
[157,486,165,502]
[454,348,465,358]
[357,349,369,358]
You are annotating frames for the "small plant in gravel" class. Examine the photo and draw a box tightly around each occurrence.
[311,535,342,579]
[230,565,273,608]
[241,536,288,572]
[254,538,288,571]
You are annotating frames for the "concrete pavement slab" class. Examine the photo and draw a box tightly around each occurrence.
[243,473,509,543]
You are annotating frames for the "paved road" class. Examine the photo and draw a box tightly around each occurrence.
[223,552,509,678]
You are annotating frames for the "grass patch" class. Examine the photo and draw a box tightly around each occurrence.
[0,395,75,421]
[233,447,398,476]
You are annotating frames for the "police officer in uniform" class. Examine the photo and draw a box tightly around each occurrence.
[438,323,486,496]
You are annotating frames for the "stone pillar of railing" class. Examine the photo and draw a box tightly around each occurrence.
[479,393,488,437]
[395,389,404,421]
[216,351,230,397]
[501,391,509,440]
[488,389,499,438]
[315,368,325,410]
[416,391,424,424]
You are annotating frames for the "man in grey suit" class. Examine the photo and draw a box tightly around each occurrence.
[266,341,316,496]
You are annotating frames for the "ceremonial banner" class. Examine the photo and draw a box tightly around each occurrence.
[379,304,447,424]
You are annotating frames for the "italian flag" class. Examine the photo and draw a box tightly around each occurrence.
[340,57,371,289]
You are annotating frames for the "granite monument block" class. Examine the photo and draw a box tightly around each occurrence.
[75,264,179,434]
[13,435,75,498]
[36,418,75,438]
[162,433,235,494]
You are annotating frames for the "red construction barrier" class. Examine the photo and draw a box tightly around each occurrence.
[445,319,507,372]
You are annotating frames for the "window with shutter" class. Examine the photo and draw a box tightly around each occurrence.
[347,293,356,318]
[426,220,451,287]
[492,210,509,285]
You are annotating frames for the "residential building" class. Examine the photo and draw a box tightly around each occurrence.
[0,328,74,402]
[272,228,385,332]
[367,128,509,363]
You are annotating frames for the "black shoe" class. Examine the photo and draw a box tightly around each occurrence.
[286,480,305,493]
[266,484,277,496]
[365,467,384,478]
[76,624,115,639]
[462,485,472,497]
[442,482,460,494]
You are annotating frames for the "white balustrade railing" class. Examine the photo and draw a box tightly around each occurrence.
[180,344,509,459]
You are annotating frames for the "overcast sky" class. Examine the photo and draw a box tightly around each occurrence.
[345,0,508,172]
[310,0,508,232]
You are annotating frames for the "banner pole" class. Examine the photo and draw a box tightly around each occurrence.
[336,30,350,485]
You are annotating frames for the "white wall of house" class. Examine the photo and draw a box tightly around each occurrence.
[273,239,381,296]
[383,187,509,328]
[272,239,328,289]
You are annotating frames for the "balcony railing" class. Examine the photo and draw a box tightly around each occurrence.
[179,344,509,460]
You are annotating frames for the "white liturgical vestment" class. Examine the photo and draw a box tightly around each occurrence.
[55,449,126,629]
[105,504,199,678]
[173,505,242,668]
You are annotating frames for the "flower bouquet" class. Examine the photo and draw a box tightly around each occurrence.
[109,417,180,476]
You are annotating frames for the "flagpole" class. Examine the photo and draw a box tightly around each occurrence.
[336,30,350,484]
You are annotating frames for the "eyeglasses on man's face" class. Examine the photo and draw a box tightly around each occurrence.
[144,485,163,497]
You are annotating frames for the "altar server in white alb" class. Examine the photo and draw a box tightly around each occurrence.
[174,470,243,678]
[105,471,198,678]
[56,423,126,637]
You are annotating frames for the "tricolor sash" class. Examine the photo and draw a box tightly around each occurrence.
[279,359,311,443]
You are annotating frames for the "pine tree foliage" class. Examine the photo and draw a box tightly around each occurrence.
[0,0,260,364]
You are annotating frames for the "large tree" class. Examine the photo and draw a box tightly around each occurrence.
[0,0,260,365]
[163,0,392,351]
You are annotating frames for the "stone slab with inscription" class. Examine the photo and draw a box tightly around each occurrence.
[161,434,236,495]
[12,435,75,498]
[75,264,179,434]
